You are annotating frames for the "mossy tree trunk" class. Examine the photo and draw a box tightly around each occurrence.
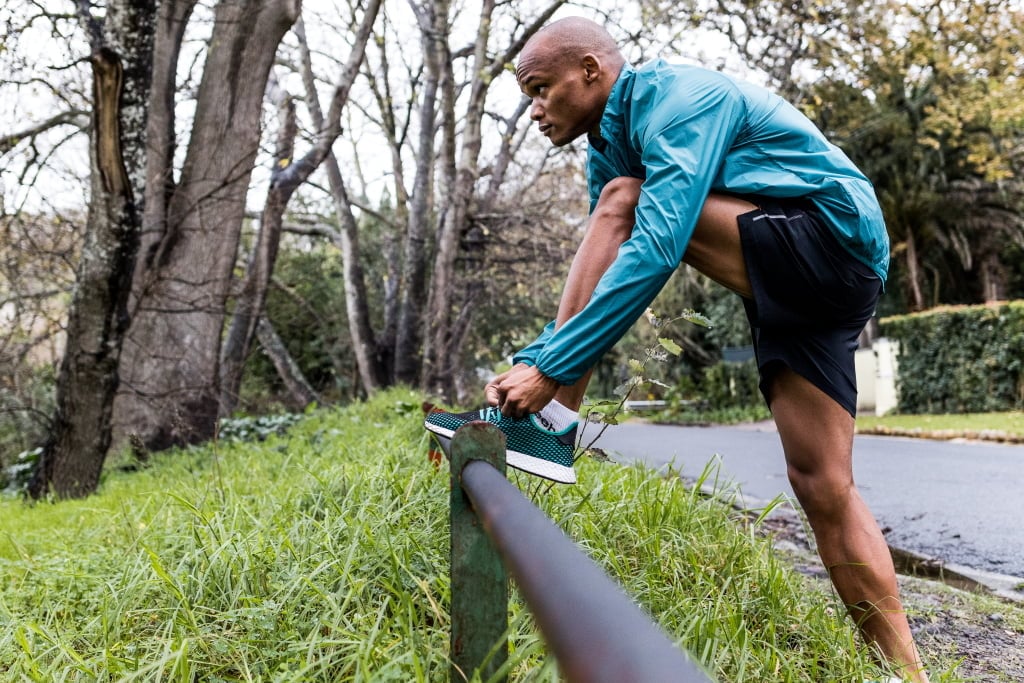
[29,0,156,498]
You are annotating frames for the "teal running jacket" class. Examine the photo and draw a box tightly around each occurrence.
[514,60,889,386]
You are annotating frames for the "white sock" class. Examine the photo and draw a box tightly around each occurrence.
[536,399,578,432]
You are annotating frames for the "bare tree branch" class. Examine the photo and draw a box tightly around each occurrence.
[0,109,89,155]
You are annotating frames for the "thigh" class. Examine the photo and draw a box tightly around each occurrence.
[683,193,757,298]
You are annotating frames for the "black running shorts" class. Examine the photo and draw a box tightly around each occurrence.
[737,199,882,417]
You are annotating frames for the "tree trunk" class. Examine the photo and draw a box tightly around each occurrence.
[393,0,447,386]
[114,0,300,453]
[219,2,380,416]
[294,14,385,396]
[256,316,320,410]
[420,0,460,398]
[30,0,156,498]
[138,0,197,269]
[219,90,294,416]
[904,227,926,312]
[979,250,1007,303]
[420,0,564,399]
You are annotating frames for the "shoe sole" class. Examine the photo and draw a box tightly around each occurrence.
[425,423,577,485]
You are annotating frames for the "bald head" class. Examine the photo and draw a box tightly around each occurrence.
[520,17,624,75]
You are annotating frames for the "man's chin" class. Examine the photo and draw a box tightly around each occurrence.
[549,133,580,147]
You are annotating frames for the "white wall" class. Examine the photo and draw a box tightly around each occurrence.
[856,338,900,416]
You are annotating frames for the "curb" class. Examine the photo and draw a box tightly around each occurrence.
[856,426,1024,444]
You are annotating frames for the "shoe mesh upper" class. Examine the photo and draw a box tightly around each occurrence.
[425,408,576,469]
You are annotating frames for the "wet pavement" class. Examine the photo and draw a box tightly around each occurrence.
[588,420,1024,581]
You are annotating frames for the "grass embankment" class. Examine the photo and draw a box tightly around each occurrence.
[0,389,967,681]
[856,411,1024,441]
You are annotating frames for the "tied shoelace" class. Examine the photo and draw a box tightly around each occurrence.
[480,406,504,422]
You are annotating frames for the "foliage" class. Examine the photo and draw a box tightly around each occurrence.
[1,446,39,495]
[802,0,1024,310]
[0,388,946,681]
[659,403,771,426]
[451,164,587,402]
[587,270,753,401]
[697,359,764,411]
[581,291,767,440]
[253,244,351,405]
[217,412,305,443]
[580,307,711,438]
[0,211,80,467]
[628,358,769,427]
[0,364,56,468]
[880,301,1024,413]
[580,306,768,441]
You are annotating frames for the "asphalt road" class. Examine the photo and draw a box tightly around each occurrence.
[588,421,1024,581]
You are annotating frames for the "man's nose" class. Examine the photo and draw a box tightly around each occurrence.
[530,100,543,120]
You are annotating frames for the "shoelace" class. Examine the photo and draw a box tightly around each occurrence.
[480,406,504,422]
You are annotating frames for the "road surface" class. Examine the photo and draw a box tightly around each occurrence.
[588,420,1024,581]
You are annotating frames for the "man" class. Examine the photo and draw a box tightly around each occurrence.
[425,16,928,682]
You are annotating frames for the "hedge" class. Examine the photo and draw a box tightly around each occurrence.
[880,301,1024,414]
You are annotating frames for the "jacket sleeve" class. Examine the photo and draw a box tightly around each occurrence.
[529,71,747,385]
[512,320,555,367]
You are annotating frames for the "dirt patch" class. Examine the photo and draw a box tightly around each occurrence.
[757,505,1024,682]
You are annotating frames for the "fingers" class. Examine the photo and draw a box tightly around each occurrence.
[486,363,532,410]
[484,382,501,407]
[494,366,559,418]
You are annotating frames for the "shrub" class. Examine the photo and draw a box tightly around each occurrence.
[880,301,1024,413]
[0,364,56,469]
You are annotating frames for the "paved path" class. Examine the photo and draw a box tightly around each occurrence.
[587,421,1024,582]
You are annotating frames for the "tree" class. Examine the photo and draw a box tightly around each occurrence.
[281,0,575,404]
[218,0,383,417]
[420,0,567,397]
[28,0,156,498]
[111,0,302,452]
[805,0,1024,310]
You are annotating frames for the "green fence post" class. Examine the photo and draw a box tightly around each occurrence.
[450,422,508,682]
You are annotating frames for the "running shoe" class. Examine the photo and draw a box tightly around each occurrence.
[424,406,577,484]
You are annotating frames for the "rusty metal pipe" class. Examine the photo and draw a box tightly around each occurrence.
[460,458,715,683]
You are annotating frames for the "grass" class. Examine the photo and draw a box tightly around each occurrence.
[856,410,1024,439]
[0,389,971,681]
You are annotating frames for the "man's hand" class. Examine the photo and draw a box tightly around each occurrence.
[485,363,559,418]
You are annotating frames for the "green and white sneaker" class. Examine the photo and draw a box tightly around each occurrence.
[424,406,578,484]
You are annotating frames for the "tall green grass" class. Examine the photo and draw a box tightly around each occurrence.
[0,389,959,681]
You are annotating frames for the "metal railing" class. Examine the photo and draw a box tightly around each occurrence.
[448,422,715,683]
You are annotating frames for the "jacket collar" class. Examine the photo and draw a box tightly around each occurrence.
[587,63,635,154]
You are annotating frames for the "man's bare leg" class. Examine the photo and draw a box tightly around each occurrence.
[770,368,929,682]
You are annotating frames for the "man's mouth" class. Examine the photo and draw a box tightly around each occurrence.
[538,123,552,136]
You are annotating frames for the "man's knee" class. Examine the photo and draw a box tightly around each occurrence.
[787,465,854,521]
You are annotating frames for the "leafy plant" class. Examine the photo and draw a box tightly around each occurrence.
[881,301,1024,413]
[1,446,40,496]
[217,412,305,443]
[0,388,950,681]
[578,308,712,453]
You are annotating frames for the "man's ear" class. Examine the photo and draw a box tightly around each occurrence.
[582,54,601,82]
